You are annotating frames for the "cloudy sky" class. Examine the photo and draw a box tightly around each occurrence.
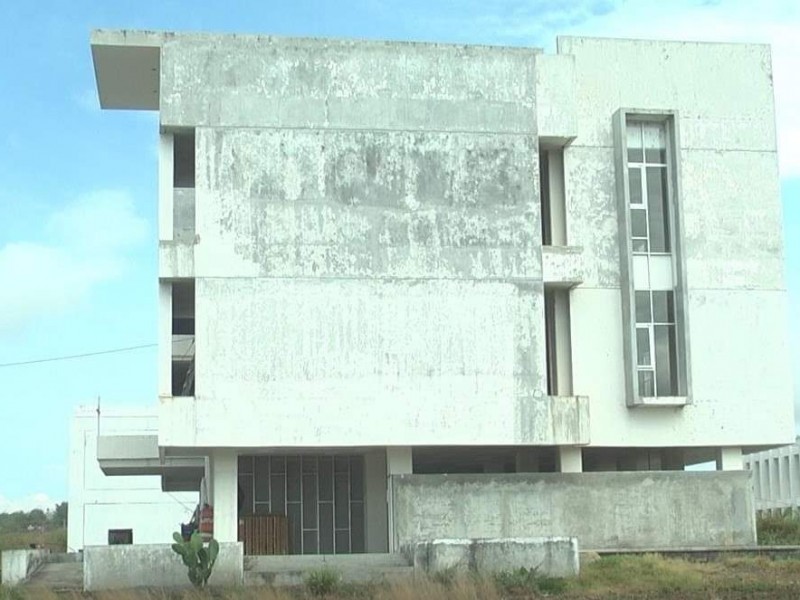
[0,0,798,512]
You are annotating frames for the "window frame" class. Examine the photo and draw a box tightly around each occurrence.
[613,109,692,407]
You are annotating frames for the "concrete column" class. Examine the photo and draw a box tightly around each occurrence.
[716,447,743,471]
[364,450,388,553]
[557,446,583,473]
[158,283,172,399]
[159,133,174,242]
[386,447,412,553]
[210,449,238,543]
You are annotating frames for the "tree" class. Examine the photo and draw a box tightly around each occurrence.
[53,502,68,528]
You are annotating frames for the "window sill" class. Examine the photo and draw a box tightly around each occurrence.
[631,395,688,408]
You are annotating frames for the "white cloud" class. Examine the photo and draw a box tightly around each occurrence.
[0,190,148,332]
[0,493,56,513]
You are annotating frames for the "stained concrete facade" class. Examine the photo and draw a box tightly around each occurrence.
[91,29,793,557]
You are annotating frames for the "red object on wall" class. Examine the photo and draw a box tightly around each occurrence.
[199,504,214,535]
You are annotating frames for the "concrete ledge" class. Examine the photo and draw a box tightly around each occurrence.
[83,542,243,591]
[412,538,579,577]
[1,549,50,586]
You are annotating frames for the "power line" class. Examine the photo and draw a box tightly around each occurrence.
[0,343,157,368]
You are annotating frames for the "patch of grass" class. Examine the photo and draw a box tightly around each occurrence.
[494,567,569,596]
[305,567,341,597]
[757,513,800,545]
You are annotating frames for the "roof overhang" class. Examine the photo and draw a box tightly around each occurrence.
[91,29,163,110]
[97,434,205,491]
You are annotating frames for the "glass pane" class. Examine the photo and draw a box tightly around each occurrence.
[254,457,270,503]
[350,457,364,502]
[319,503,334,554]
[627,121,643,163]
[319,457,334,502]
[287,503,302,554]
[646,167,670,252]
[303,531,319,555]
[636,328,651,367]
[628,167,642,204]
[655,325,678,396]
[287,457,301,502]
[643,122,667,163]
[270,473,286,515]
[254,502,270,515]
[350,502,365,553]
[635,291,651,323]
[238,474,253,515]
[652,291,675,323]
[632,238,648,253]
[238,456,253,474]
[334,530,350,555]
[270,456,286,474]
[302,474,317,529]
[334,473,350,529]
[638,369,655,396]
[631,208,647,238]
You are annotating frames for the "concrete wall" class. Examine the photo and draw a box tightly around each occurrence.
[558,37,794,447]
[744,442,800,513]
[391,472,756,550]
[68,407,196,551]
[83,542,243,590]
[153,35,596,450]
[1,549,49,586]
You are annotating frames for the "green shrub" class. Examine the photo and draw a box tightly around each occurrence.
[0,586,24,600]
[170,531,219,588]
[305,567,341,597]
[757,513,800,545]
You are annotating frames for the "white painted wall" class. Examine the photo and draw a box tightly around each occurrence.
[68,407,196,551]
[560,37,794,448]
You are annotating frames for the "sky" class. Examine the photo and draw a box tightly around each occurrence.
[0,0,798,512]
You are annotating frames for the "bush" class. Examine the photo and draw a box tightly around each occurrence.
[757,513,800,545]
[305,567,341,597]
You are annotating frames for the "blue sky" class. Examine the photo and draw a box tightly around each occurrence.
[0,0,798,511]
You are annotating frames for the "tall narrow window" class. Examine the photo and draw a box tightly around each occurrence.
[617,112,689,405]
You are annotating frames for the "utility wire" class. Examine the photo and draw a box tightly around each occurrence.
[0,343,157,368]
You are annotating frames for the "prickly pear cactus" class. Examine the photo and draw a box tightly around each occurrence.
[171,531,220,587]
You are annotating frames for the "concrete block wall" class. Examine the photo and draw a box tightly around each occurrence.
[83,542,243,590]
[391,471,756,550]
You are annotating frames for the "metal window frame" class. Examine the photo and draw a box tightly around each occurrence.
[613,109,692,408]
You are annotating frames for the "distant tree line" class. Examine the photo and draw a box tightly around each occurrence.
[0,502,67,532]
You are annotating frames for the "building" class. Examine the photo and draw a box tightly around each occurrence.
[88,29,794,564]
[744,441,800,515]
[67,406,196,551]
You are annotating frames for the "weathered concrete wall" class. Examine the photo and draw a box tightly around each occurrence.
[83,542,243,590]
[391,472,756,550]
[1,549,49,586]
[412,538,579,577]
[558,37,793,447]
[160,35,537,132]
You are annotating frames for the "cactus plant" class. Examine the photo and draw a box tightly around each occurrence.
[171,531,220,587]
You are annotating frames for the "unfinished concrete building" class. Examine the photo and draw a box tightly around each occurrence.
[89,29,794,576]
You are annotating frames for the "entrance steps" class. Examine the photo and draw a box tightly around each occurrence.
[244,553,413,586]
[24,553,83,591]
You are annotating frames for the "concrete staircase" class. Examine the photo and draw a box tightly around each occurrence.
[24,553,83,591]
[244,553,414,586]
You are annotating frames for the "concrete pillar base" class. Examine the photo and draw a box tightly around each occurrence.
[557,446,583,473]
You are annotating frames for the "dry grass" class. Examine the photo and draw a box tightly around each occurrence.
[4,555,800,599]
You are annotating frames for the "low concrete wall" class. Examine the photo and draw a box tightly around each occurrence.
[1,549,49,586]
[391,471,755,550]
[412,537,579,577]
[83,542,243,591]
